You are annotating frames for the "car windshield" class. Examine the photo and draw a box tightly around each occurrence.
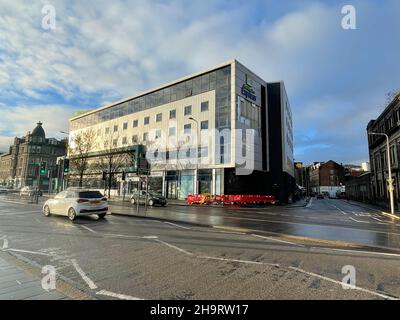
[148,192,161,197]
[78,191,103,199]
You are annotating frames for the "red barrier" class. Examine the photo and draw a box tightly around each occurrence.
[187,194,276,205]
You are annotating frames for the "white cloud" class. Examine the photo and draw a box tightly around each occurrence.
[0,0,398,163]
[0,105,73,152]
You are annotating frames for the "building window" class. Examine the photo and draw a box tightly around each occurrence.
[133,119,138,128]
[123,122,128,130]
[201,101,209,112]
[169,127,176,136]
[199,147,208,158]
[156,113,163,122]
[105,127,110,134]
[201,120,209,130]
[112,139,118,147]
[143,132,148,142]
[113,125,118,132]
[155,129,162,139]
[170,110,176,119]
[184,124,191,134]
[184,105,192,116]
[144,116,150,125]
[122,137,127,145]
[132,135,138,143]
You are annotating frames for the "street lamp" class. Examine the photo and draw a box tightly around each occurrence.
[368,132,395,215]
[188,117,200,194]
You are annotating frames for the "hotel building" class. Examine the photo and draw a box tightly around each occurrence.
[68,60,295,202]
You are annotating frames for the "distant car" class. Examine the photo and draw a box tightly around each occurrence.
[43,189,108,221]
[130,190,167,207]
[20,186,35,197]
[316,194,324,199]
[0,187,8,194]
[20,186,43,197]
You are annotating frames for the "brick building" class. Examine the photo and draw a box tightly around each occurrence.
[309,160,345,197]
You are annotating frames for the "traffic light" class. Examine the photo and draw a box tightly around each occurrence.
[63,159,70,173]
[39,162,47,175]
[102,171,107,181]
[122,171,126,181]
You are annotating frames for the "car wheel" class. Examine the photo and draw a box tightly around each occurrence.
[43,205,51,217]
[148,199,154,206]
[98,213,106,219]
[68,208,77,221]
[131,198,136,205]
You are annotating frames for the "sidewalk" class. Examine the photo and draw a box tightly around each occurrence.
[108,196,309,208]
[340,199,400,219]
[0,255,69,300]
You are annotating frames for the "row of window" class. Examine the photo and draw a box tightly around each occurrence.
[99,101,209,135]
[70,66,231,130]
[106,121,210,147]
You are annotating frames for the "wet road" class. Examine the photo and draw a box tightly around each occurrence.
[1,198,400,299]
[109,198,400,251]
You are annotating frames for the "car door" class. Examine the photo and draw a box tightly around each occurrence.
[51,191,68,215]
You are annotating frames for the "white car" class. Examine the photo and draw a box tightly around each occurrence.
[43,189,108,221]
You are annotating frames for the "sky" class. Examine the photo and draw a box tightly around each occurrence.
[0,0,399,165]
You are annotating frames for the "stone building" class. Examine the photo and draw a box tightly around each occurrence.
[367,92,400,208]
[0,122,67,190]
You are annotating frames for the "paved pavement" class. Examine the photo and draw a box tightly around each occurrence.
[0,196,400,300]
[0,254,68,300]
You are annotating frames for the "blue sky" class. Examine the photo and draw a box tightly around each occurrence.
[0,0,399,164]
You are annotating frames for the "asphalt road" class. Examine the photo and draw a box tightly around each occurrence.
[0,196,400,300]
[110,197,400,250]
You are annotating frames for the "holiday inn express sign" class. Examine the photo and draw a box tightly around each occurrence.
[241,74,257,101]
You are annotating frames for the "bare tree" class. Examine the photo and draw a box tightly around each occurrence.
[97,123,133,198]
[68,129,97,187]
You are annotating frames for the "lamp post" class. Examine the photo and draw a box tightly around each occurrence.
[189,117,200,195]
[368,132,395,215]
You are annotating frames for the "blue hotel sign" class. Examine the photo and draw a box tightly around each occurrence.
[241,74,257,101]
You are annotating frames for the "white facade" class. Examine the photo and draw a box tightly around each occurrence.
[69,60,293,199]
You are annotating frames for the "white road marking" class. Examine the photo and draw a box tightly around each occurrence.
[325,248,400,258]
[71,259,98,290]
[104,233,158,239]
[306,197,313,208]
[15,280,21,285]
[372,217,386,223]
[34,218,41,224]
[80,225,97,234]
[5,248,53,256]
[334,206,347,215]
[155,239,193,256]
[198,255,279,267]
[289,266,397,300]
[349,217,370,224]
[96,290,142,300]
[1,237,8,249]
[164,222,191,230]
[251,234,304,247]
